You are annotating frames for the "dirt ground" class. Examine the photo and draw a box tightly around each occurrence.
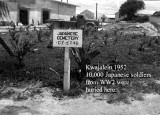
[1,22,160,115]
[0,87,160,115]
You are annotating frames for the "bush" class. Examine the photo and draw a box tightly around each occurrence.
[9,27,36,68]
[71,26,104,82]
[35,28,43,42]
[0,21,15,26]
[52,88,83,98]
[132,15,149,23]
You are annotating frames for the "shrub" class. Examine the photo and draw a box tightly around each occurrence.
[132,15,149,23]
[9,27,36,68]
[35,28,43,42]
[52,87,83,98]
[0,21,15,26]
[71,26,104,81]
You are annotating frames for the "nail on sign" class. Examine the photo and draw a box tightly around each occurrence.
[53,29,82,47]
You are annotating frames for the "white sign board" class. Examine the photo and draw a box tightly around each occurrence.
[53,29,82,47]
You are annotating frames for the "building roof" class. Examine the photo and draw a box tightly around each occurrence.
[7,0,79,8]
[51,0,79,7]
[80,9,94,15]
[106,14,115,18]
[152,11,160,16]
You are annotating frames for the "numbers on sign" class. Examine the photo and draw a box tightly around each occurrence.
[58,41,64,45]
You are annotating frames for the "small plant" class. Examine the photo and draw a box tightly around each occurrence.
[9,28,36,68]
[9,26,19,40]
[25,26,31,35]
[107,93,130,104]
[71,26,104,81]
[46,22,57,48]
[52,88,83,99]
[35,28,44,42]
[0,26,21,57]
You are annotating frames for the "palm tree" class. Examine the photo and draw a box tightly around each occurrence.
[0,1,14,56]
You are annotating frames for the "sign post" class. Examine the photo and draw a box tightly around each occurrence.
[53,29,82,91]
[64,47,70,91]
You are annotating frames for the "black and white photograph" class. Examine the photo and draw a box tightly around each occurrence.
[0,0,160,114]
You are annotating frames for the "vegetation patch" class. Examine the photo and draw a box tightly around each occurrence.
[0,23,160,104]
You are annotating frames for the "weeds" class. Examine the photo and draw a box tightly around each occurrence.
[8,27,36,68]
[71,27,104,81]
[107,93,130,104]
[52,87,84,99]
[35,28,43,42]
[0,22,160,104]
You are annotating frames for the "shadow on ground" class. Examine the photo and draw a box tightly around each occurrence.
[0,105,39,115]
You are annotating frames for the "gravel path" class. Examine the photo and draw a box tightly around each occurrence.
[0,87,160,115]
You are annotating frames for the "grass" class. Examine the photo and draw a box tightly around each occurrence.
[0,24,160,104]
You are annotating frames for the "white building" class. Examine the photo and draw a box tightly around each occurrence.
[3,0,78,25]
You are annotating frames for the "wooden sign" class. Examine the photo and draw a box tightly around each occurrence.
[53,29,82,47]
[53,29,82,92]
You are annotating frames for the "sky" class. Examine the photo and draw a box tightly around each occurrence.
[57,0,160,17]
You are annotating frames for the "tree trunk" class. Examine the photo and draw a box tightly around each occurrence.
[0,37,14,56]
